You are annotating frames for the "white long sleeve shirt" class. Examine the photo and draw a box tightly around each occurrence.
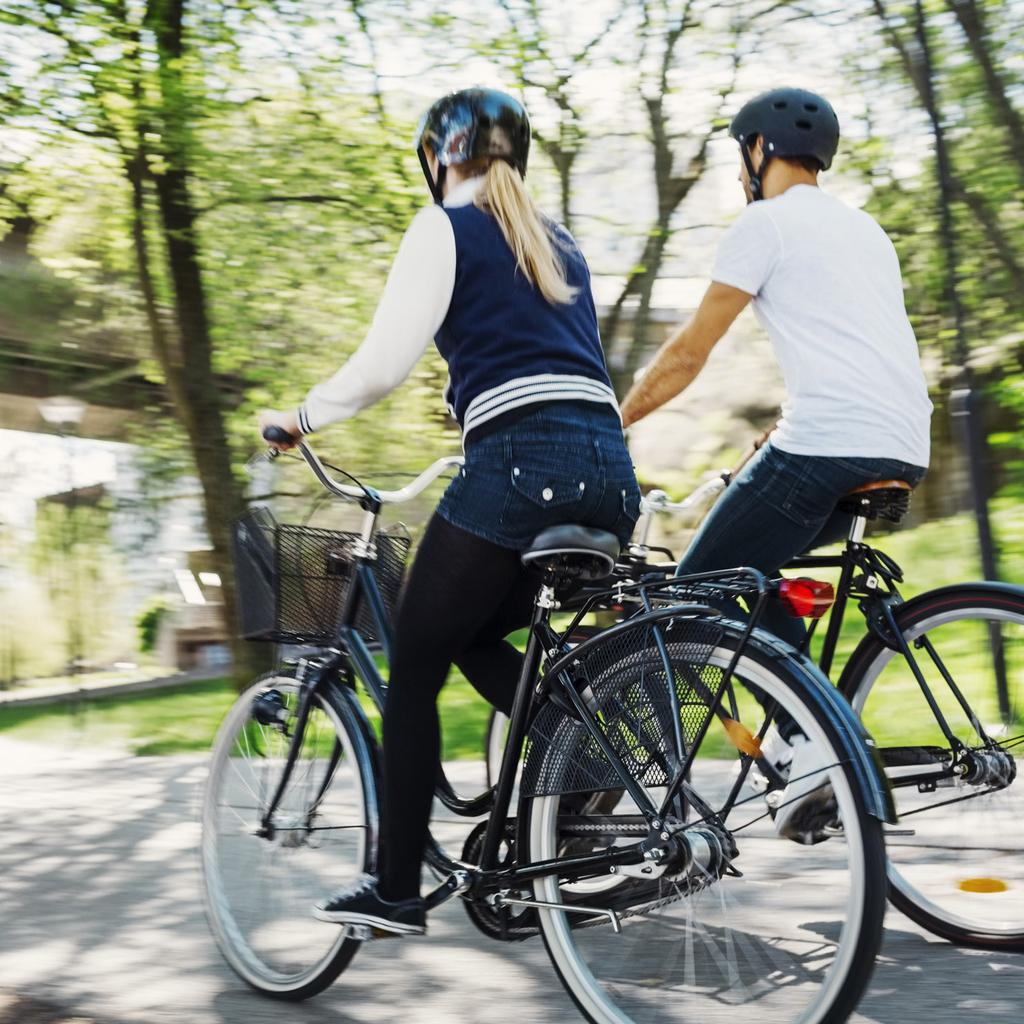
[296,178,482,435]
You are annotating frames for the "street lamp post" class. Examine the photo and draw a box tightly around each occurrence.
[39,396,88,682]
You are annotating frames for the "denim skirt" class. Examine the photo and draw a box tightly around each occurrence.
[436,402,641,551]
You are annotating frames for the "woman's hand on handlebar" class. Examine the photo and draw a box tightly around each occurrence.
[258,409,301,451]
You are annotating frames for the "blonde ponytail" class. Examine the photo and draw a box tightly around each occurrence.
[471,159,578,306]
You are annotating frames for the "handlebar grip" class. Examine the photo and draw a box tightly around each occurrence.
[262,425,298,446]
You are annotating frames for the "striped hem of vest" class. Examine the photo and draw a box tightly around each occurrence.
[460,373,620,438]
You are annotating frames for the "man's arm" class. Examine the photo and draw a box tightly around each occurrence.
[620,282,752,427]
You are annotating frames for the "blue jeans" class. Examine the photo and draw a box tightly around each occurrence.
[678,439,925,678]
[437,402,641,550]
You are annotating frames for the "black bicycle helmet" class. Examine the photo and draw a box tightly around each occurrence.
[414,87,531,203]
[729,87,840,201]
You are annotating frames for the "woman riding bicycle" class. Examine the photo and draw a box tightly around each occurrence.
[260,87,641,936]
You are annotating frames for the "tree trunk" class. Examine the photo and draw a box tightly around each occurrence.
[555,151,574,232]
[146,0,268,687]
[615,221,672,391]
[606,147,710,394]
[534,133,576,232]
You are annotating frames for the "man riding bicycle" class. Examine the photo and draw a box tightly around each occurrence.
[620,87,932,839]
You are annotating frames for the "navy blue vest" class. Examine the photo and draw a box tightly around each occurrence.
[435,203,617,438]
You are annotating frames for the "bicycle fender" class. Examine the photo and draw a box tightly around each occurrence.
[838,580,1024,703]
[327,683,383,867]
[520,604,896,825]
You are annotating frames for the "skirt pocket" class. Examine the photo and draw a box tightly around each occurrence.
[506,439,597,511]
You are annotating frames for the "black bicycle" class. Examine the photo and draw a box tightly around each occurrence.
[534,473,1023,952]
[201,434,891,1023]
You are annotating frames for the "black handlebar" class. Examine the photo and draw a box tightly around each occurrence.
[262,425,298,446]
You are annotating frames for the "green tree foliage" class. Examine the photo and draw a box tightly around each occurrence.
[0,0,457,684]
[2,0,1023,694]
[848,0,1024,493]
[136,596,170,655]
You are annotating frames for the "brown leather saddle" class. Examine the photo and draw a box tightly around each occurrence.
[836,479,913,523]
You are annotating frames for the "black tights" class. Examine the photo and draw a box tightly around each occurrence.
[377,513,536,901]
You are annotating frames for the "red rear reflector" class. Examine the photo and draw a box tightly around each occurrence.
[778,577,834,619]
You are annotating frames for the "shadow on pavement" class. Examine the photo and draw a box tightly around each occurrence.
[859,927,1024,1022]
[0,741,1021,1023]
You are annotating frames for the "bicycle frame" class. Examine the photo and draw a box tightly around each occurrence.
[787,542,881,680]
[259,527,783,906]
[787,520,1008,791]
[241,437,893,952]
[452,574,777,901]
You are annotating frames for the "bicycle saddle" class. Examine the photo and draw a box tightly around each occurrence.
[521,525,621,581]
[837,479,913,523]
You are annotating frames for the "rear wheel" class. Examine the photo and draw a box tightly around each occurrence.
[841,584,1024,949]
[527,622,886,1024]
[201,670,377,999]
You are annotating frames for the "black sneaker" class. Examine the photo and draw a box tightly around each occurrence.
[313,875,426,936]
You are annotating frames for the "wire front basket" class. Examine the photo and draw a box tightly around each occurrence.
[232,506,411,645]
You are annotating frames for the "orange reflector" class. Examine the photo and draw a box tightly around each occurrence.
[958,878,1009,894]
[722,717,762,758]
[779,578,835,619]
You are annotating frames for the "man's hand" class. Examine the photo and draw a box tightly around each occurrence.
[620,282,752,428]
[258,409,301,450]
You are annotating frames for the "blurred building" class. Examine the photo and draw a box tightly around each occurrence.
[1,210,233,677]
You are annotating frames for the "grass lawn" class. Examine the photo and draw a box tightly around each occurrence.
[0,672,495,760]
[2,503,1020,760]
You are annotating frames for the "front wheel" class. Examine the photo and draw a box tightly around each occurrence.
[526,619,887,1024]
[485,707,509,790]
[201,669,378,999]
[840,583,1024,950]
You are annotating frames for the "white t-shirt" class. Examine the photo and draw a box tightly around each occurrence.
[711,184,932,466]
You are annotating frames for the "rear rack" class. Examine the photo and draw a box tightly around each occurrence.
[556,566,771,643]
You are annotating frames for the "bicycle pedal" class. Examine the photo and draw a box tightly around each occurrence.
[343,924,376,942]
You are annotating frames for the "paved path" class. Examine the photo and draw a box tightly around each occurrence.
[0,737,1021,1024]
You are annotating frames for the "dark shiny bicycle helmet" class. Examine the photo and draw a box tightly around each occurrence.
[414,87,531,203]
[729,87,840,200]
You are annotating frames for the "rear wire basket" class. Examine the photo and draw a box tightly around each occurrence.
[232,506,411,645]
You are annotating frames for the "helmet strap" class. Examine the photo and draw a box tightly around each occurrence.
[417,145,446,204]
[741,141,771,202]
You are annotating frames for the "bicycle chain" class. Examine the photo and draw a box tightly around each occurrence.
[566,874,716,932]
[558,819,647,836]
